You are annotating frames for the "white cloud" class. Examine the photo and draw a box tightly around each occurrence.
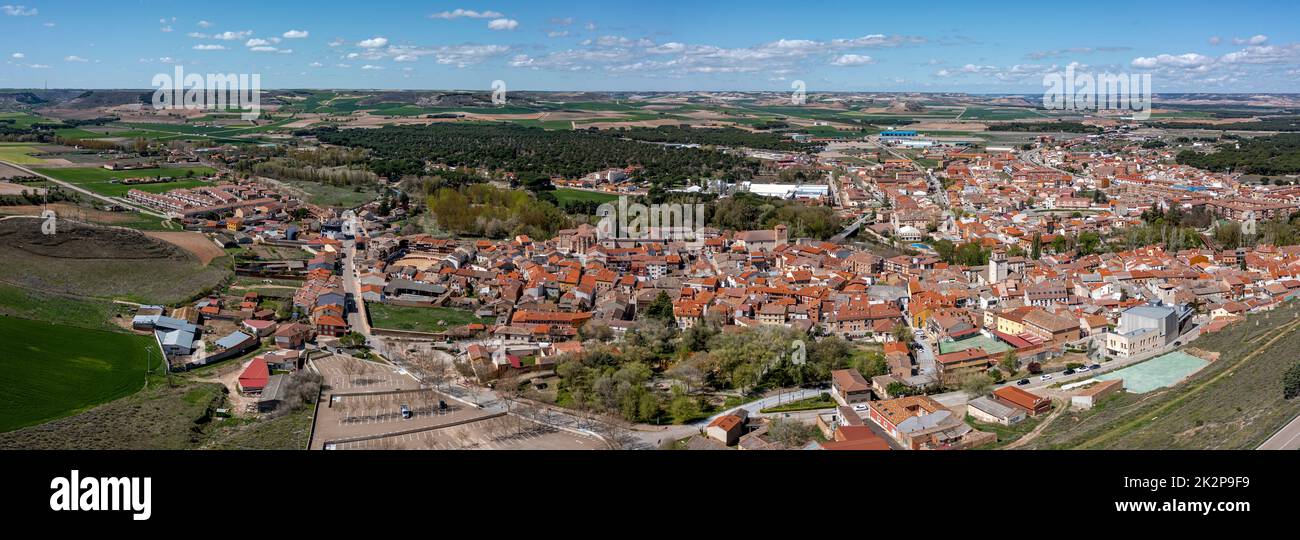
[510,32,925,76]
[487,18,518,31]
[1131,53,1215,69]
[1209,36,1223,46]
[250,46,278,52]
[831,54,875,66]
[212,30,253,41]
[548,30,570,38]
[160,25,173,33]
[550,17,574,26]
[246,38,271,47]
[64,55,88,62]
[431,8,504,19]
[361,64,384,70]
[1233,35,1269,46]
[380,44,511,67]
[193,44,227,51]
[283,29,309,39]
[28,63,50,69]
[11,52,23,59]
[1,5,37,16]
[308,61,323,67]
[357,37,389,48]
[187,32,210,39]
[197,20,212,28]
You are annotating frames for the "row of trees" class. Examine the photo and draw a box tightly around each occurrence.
[249,159,378,187]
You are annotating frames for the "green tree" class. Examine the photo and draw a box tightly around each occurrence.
[1284,362,1300,400]
[644,291,676,324]
[960,374,994,396]
[1000,350,1019,374]
[669,395,701,424]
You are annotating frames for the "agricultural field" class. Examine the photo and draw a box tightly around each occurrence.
[0,282,129,330]
[0,218,230,305]
[0,145,48,165]
[32,166,216,197]
[959,106,1050,121]
[0,317,159,432]
[367,303,490,333]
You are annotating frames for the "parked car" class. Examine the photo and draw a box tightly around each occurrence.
[400,404,412,419]
[1076,366,1091,373]
[1063,369,1076,376]
[1040,374,1053,381]
[1017,379,1030,386]
[853,404,868,412]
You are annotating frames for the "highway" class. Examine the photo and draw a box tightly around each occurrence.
[1258,414,1300,450]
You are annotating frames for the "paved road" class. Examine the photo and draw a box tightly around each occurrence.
[0,159,168,218]
[340,238,373,338]
[1258,414,1300,450]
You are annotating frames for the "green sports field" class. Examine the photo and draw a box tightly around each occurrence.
[554,188,621,208]
[32,166,216,197]
[367,303,491,333]
[0,317,160,432]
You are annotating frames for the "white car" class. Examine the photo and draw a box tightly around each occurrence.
[1076,366,1091,373]
[853,404,868,412]
[1039,374,1053,381]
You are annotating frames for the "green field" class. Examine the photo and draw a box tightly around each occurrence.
[367,303,489,332]
[281,179,379,208]
[0,317,160,432]
[0,145,48,165]
[554,188,621,208]
[32,166,216,197]
[960,106,1049,121]
[0,282,127,330]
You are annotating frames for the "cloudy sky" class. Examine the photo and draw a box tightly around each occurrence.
[1,0,1298,92]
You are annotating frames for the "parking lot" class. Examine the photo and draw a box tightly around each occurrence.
[329,415,605,450]
[331,390,466,426]
[314,354,419,392]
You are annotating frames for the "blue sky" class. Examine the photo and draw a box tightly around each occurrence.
[1,0,1298,92]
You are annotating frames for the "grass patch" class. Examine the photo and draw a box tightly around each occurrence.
[0,145,48,165]
[0,317,160,432]
[760,393,837,413]
[553,188,620,208]
[367,303,489,333]
[32,166,216,197]
[280,179,378,208]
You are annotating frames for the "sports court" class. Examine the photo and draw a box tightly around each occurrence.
[938,334,1012,355]
[1095,351,1210,393]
